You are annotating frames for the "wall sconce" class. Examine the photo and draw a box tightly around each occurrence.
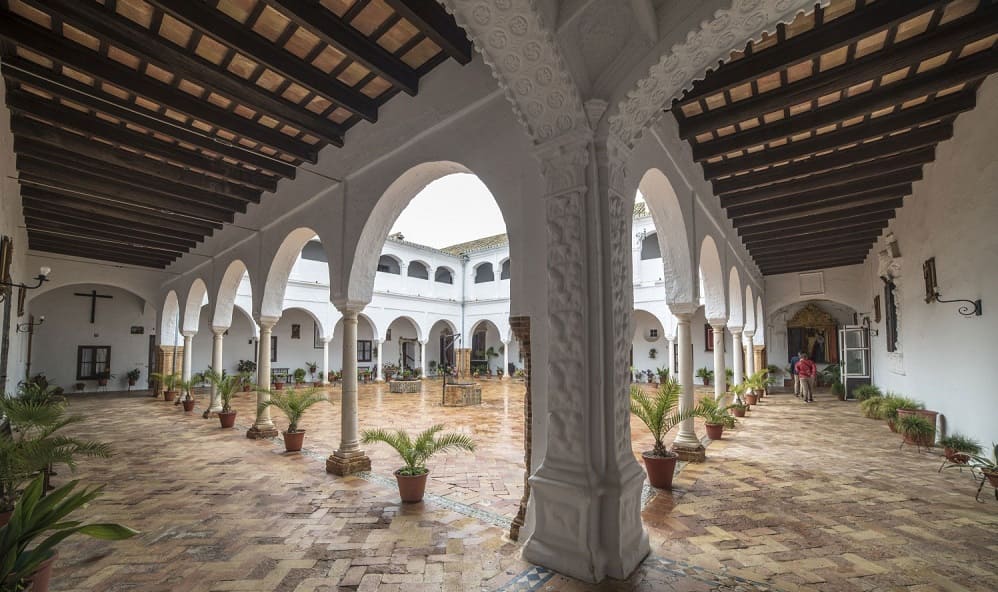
[16,315,44,333]
[923,257,982,317]
[0,266,51,302]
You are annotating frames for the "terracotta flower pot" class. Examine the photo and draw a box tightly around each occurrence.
[641,452,678,490]
[744,393,759,406]
[944,448,970,464]
[98,379,108,387]
[272,382,285,391]
[218,411,237,428]
[242,384,252,392]
[705,423,724,440]
[128,379,136,387]
[985,470,998,488]
[903,431,935,447]
[182,399,196,412]
[163,390,177,402]
[732,407,746,418]
[887,419,898,433]
[283,429,305,452]
[24,551,58,592]
[395,469,429,503]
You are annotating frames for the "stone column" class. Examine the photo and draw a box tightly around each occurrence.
[181,331,195,383]
[743,330,756,377]
[521,129,649,582]
[208,327,225,413]
[666,336,676,380]
[419,340,427,378]
[321,338,331,385]
[671,306,704,461]
[710,321,726,402]
[374,340,384,381]
[327,307,371,475]
[730,326,744,387]
[247,316,279,439]
[502,339,510,377]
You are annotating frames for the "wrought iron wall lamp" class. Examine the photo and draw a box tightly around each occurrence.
[922,257,982,317]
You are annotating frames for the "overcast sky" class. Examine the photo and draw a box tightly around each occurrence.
[389,174,507,248]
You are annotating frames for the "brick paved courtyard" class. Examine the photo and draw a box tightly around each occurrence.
[45,381,998,591]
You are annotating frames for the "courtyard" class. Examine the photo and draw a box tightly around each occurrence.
[46,382,998,591]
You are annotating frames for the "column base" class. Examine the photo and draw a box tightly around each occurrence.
[326,451,371,475]
[671,443,706,463]
[246,425,279,439]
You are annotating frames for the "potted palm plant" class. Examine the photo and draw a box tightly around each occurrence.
[258,387,326,452]
[0,475,138,592]
[695,367,712,386]
[125,369,141,390]
[306,361,318,383]
[361,425,475,503]
[700,397,736,440]
[292,368,307,388]
[151,372,181,401]
[629,380,706,489]
[178,378,196,412]
[96,370,114,388]
[206,372,241,428]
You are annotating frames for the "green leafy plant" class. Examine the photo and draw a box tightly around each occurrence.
[960,443,998,474]
[177,378,195,402]
[629,380,707,458]
[125,369,141,383]
[206,371,240,413]
[258,387,326,433]
[150,372,180,392]
[0,474,138,590]
[897,414,935,446]
[860,396,885,419]
[819,364,841,387]
[831,381,845,397]
[937,433,981,455]
[306,361,318,375]
[700,397,736,429]
[237,360,257,373]
[695,367,714,384]
[854,384,882,401]
[656,367,670,383]
[361,425,475,476]
[292,368,307,384]
[880,395,923,422]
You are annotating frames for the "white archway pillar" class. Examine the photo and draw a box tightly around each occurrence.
[730,326,744,387]
[248,316,279,439]
[521,132,649,583]
[374,340,384,381]
[671,305,704,461]
[327,307,371,475]
[181,331,195,383]
[666,335,675,379]
[709,321,726,402]
[321,337,331,385]
[208,327,225,413]
[419,340,427,377]
[502,339,510,378]
[743,330,756,378]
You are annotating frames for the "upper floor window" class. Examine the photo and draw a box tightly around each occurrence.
[474,263,494,284]
[640,232,661,260]
[407,261,429,280]
[435,267,454,284]
[500,259,510,280]
[377,255,400,274]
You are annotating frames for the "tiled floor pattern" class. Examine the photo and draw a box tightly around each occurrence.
[43,383,998,591]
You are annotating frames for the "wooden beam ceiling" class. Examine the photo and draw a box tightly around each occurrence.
[1,0,470,268]
[671,0,996,276]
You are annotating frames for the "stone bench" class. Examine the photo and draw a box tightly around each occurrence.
[442,382,481,406]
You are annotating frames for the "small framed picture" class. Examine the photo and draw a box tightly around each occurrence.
[922,257,938,303]
[873,295,881,324]
[291,323,301,339]
[130,326,145,334]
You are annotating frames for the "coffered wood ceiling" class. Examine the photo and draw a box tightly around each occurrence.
[671,0,998,276]
[0,0,470,268]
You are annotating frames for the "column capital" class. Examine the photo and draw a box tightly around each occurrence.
[743,329,755,339]
[533,129,592,198]
[181,330,197,338]
[256,315,279,329]
[669,302,698,317]
[728,325,743,333]
[211,326,228,337]
[333,300,368,316]
[419,339,428,346]
[321,337,332,345]
[707,319,727,330]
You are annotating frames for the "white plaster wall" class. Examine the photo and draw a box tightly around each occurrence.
[191,304,258,376]
[29,284,156,391]
[272,308,327,379]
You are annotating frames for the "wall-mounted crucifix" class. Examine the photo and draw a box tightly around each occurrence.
[74,289,113,323]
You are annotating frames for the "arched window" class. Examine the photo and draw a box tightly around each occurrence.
[407,261,429,279]
[434,267,453,284]
[377,255,400,274]
[640,232,661,260]
[301,240,326,262]
[474,263,494,284]
[500,259,510,280]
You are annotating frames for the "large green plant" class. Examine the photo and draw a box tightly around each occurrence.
[258,387,326,433]
[361,425,475,476]
[0,397,111,513]
[960,443,998,474]
[0,474,138,590]
[853,384,882,401]
[897,414,935,445]
[150,372,180,392]
[937,433,982,455]
[880,395,923,421]
[206,372,241,413]
[699,397,736,429]
[629,380,706,458]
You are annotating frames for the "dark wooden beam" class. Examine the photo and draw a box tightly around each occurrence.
[11,125,260,203]
[720,152,930,207]
[701,92,975,179]
[16,154,237,223]
[761,258,868,276]
[693,50,998,161]
[732,187,910,227]
[754,242,875,265]
[145,0,378,123]
[7,96,277,193]
[0,13,318,162]
[676,0,944,108]
[383,0,473,65]
[737,197,903,231]
[22,212,197,250]
[740,207,897,239]
[750,230,883,256]
[711,124,950,195]
[28,233,175,261]
[25,224,188,257]
[14,138,258,209]
[744,219,892,246]
[20,188,215,238]
[37,0,345,147]
[268,0,420,95]
[27,238,173,268]
[678,4,998,139]
[3,59,296,179]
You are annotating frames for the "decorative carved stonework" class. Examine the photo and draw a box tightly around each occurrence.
[609,0,829,148]
[787,303,836,328]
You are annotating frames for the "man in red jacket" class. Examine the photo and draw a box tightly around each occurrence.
[795,353,817,403]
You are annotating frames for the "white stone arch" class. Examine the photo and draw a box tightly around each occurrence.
[473,261,495,283]
[434,265,456,284]
[406,258,432,280]
[728,267,744,328]
[160,290,181,347]
[383,315,423,342]
[183,279,209,334]
[698,235,726,320]
[214,259,251,330]
[498,256,511,280]
[744,284,756,333]
[755,297,766,346]
[377,253,403,275]
[233,304,259,338]
[281,305,327,341]
[639,168,694,304]
[261,227,318,319]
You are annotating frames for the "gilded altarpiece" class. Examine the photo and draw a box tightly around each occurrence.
[787,303,838,364]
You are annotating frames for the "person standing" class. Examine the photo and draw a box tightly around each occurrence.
[795,352,817,403]
[789,351,802,397]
